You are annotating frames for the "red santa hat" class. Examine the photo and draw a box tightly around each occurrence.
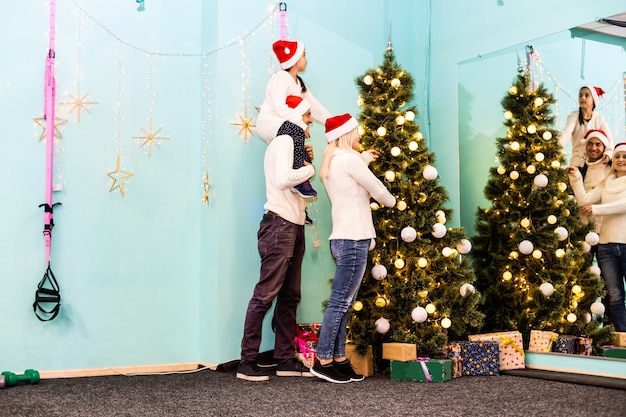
[285,95,310,115]
[325,114,359,142]
[613,142,626,155]
[272,40,305,70]
[582,129,609,149]
[584,85,606,107]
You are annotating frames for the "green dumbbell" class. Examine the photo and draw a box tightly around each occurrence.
[0,369,40,388]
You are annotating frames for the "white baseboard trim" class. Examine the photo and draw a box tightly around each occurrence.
[39,362,217,379]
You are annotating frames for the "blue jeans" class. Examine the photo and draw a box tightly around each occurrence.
[597,243,626,332]
[316,239,370,360]
[240,213,305,361]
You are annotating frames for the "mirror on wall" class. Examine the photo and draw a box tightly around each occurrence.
[457,16,626,236]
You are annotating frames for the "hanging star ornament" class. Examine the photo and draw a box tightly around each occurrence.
[62,85,99,122]
[203,169,210,205]
[133,118,169,157]
[231,110,256,142]
[33,116,68,141]
[107,155,134,197]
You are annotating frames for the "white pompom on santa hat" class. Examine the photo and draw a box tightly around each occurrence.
[272,40,305,70]
[584,85,606,107]
[325,114,359,142]
[581,129,609,148]
[285,95,310,114]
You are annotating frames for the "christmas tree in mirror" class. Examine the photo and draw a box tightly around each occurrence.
[346,47,484,360]
[471,66,612,349]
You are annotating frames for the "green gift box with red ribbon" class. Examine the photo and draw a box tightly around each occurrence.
[390,358,452,383]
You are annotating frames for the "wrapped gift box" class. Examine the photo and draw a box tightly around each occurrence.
[528,330,558,352]
[603,346,626,359]
[446,342,463,378]
[468,331,525,370]
[551,335,577,354]
[382,343,417,362]
[610,332,626,347]
[294,323,320,368]
[459,341,499,376]
[345,344,374,377]
[578,337,593,356]
[390,359,452,383]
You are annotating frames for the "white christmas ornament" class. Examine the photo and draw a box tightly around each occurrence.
[391,146,401,156]
[510,170,519,180]
[369,239,376,251]
[497,166,506,175]
[363,75,373,85]
[460,283,476,297]
[510,141,520,151]
[581,241,592,253]
[442,247,454,257]
[395,116,405,125]
[432,223,447,238]
[397,200,407,211]
[527,125,537,134]
[423,165,438,180]
[547,215,557,225]
[441,318,452,329]
[543,131,553,140]
[535,153,545,162]
[385,171,396,181]
[539,282,554,296]
[554,226,568,241]
[457,239,472,254]
[401,227,417,243]
[589,265,601,276]
[375,317,390,334]
[590,301,606,316]
[411,307,428,323]
[394,259,405,269]
[371,264,387,280]
[519,240,534,255]
[390,78,401,88]
[417,257,428,268]
[567,313,577,323]
[377,126,387,136]
[408,141,418,151]
[504,110,513,120]
[526,165,536,174]
[405,111,415,121]
[534,174,548,188]
[534,97,544,107]
[585,232,600,246]
[425,303,436,314]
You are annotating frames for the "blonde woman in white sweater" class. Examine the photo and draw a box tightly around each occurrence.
[310,114,396,383]
[568,142,626,332]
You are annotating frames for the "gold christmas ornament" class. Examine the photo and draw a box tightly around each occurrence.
[353,301,363,311]
[396,200,407,211]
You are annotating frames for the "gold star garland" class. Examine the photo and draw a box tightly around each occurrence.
[133,117,169,157]
[62,84,98,122]
[230,110,256,142]
[107,155,134,197]
[34,116,68,141]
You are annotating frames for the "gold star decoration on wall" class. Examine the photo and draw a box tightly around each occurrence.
[33,116,68,141]
[107,155,134,197]
[231,110,256,142]
[133,118,169,157]
[62,85,99,122]
[203,169,210,205]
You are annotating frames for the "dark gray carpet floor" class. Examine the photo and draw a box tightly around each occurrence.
[2,366,625,417]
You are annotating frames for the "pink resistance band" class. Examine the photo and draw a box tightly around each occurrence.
[33,0,61,322]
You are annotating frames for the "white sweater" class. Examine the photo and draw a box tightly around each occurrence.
[263,134,315,225]
[256,70,332,143]
[582,159,611,233]
[560,110,613,167]
[323,149,396,240]
[569,170,626,244]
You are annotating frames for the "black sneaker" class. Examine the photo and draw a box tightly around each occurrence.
[276,357,313,377]
[310,360,351,383]
[236,360,270,382]
[291,181,317,198]
[333,359,364,382]
[305,209,313,225]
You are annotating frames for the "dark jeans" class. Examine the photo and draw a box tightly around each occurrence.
[240,213,305,361]
[597,243,626,332]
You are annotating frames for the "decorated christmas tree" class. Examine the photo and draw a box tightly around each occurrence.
[346,47,484,360]
[471,67,612,349]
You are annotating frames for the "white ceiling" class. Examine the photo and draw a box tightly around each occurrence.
[574,12,626,39]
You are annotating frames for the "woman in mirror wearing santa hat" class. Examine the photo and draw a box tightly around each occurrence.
[568,142,626,332]
[560,85,613,168]
[310,114,396,383]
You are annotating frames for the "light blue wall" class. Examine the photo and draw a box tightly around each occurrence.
[2,0,624,371]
